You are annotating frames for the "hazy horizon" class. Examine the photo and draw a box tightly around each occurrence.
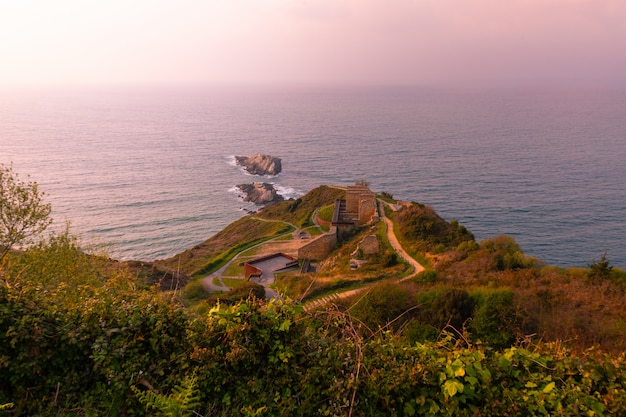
[2,1,625,89]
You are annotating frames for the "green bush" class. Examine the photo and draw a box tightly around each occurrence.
[587,253,613,283]
[349,282,412,333]
[181,280,210,304]
[428,288,473,330]
[206,281,265,306]
[414,269,438,284]
[479,235,537,270]
[469,288,520,348]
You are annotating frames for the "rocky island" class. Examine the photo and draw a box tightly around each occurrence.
[235,154,282,176]
[236,182,284,205]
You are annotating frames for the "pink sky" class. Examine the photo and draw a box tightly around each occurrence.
[1,0,625,87]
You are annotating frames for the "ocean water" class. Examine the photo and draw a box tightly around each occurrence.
[1,85,625,268]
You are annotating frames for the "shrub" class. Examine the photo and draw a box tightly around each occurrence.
[394,203,475,253]
[414,269,438,284]
[469,288,520,348]
[207,281,265,306]
[429,288,473,330]
[181,280,210,304]
[587,253,613,282]
[476,235,537,271]
[349,282,412,333]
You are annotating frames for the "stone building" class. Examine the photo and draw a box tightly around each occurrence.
[332,182,379,240]
[345,183,377,224]
[297,182,380,261]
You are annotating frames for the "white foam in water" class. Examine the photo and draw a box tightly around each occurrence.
[228,185,244,197]
[274,184,304,200]
[226,155,238,167]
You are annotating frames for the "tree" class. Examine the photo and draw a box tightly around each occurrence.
[0,163,52,262]
[587,252,613,282]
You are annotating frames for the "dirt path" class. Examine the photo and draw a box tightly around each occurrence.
[200,216,321,297]
[378,200,424,280]
[304,200,425,310]
[200,202,424,307]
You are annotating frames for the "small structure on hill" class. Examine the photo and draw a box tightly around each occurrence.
[244,253,298,284]
[332,182,379,239]
[298,181,380,263]
[350,234,380,269]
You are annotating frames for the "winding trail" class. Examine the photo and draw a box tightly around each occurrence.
[200,217,301,299]
[378,200,425,280]
[200,200,425,309]
[304,200,424,310]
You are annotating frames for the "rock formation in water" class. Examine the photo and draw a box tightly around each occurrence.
[237,182,284,205]
[235,154,282,176]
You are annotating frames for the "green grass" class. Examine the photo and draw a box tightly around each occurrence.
[240,246,264,257]
[156,217,293,276]
[317,204,335,222]
[257,186,345,228]
[222,261,245,277]
[222,277,246,288]
[305,226,323,236]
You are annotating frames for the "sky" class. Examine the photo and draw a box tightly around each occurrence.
[1,0,626,87]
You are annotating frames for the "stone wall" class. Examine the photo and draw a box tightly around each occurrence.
[298,232,337,260]
[346,185,369,215]
[345,183,377,225]
[357,234,379,255]
[358,198,378,225]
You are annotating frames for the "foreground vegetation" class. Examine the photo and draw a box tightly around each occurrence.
[2,166,626,415]
[2,243,626,416]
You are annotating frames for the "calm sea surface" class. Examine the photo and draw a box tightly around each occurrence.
[1,85,625,268]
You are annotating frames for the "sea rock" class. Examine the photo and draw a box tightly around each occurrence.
[237,182,284,206]
[235,154,282,176]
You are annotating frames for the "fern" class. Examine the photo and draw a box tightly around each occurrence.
[132,374,201,417]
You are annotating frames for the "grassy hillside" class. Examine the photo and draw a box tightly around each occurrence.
[256,185,345,227]
[155,216,292,277]
[391,202,475,254]
[154,185,344,277]
[338,202,626,354]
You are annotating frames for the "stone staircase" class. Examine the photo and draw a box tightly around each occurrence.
[302,288,367,311]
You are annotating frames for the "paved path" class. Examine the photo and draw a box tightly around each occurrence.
[200,217,301,299]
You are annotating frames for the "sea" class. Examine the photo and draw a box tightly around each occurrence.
[1,84,625,268]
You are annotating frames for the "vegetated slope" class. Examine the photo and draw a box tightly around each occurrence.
[154,185,344,277]
[3,264,625,417]
[392,202,475,253]
[343,201,626,354]
[154,216,291,277]
[256,185,345,227]
[4,185,626,415]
